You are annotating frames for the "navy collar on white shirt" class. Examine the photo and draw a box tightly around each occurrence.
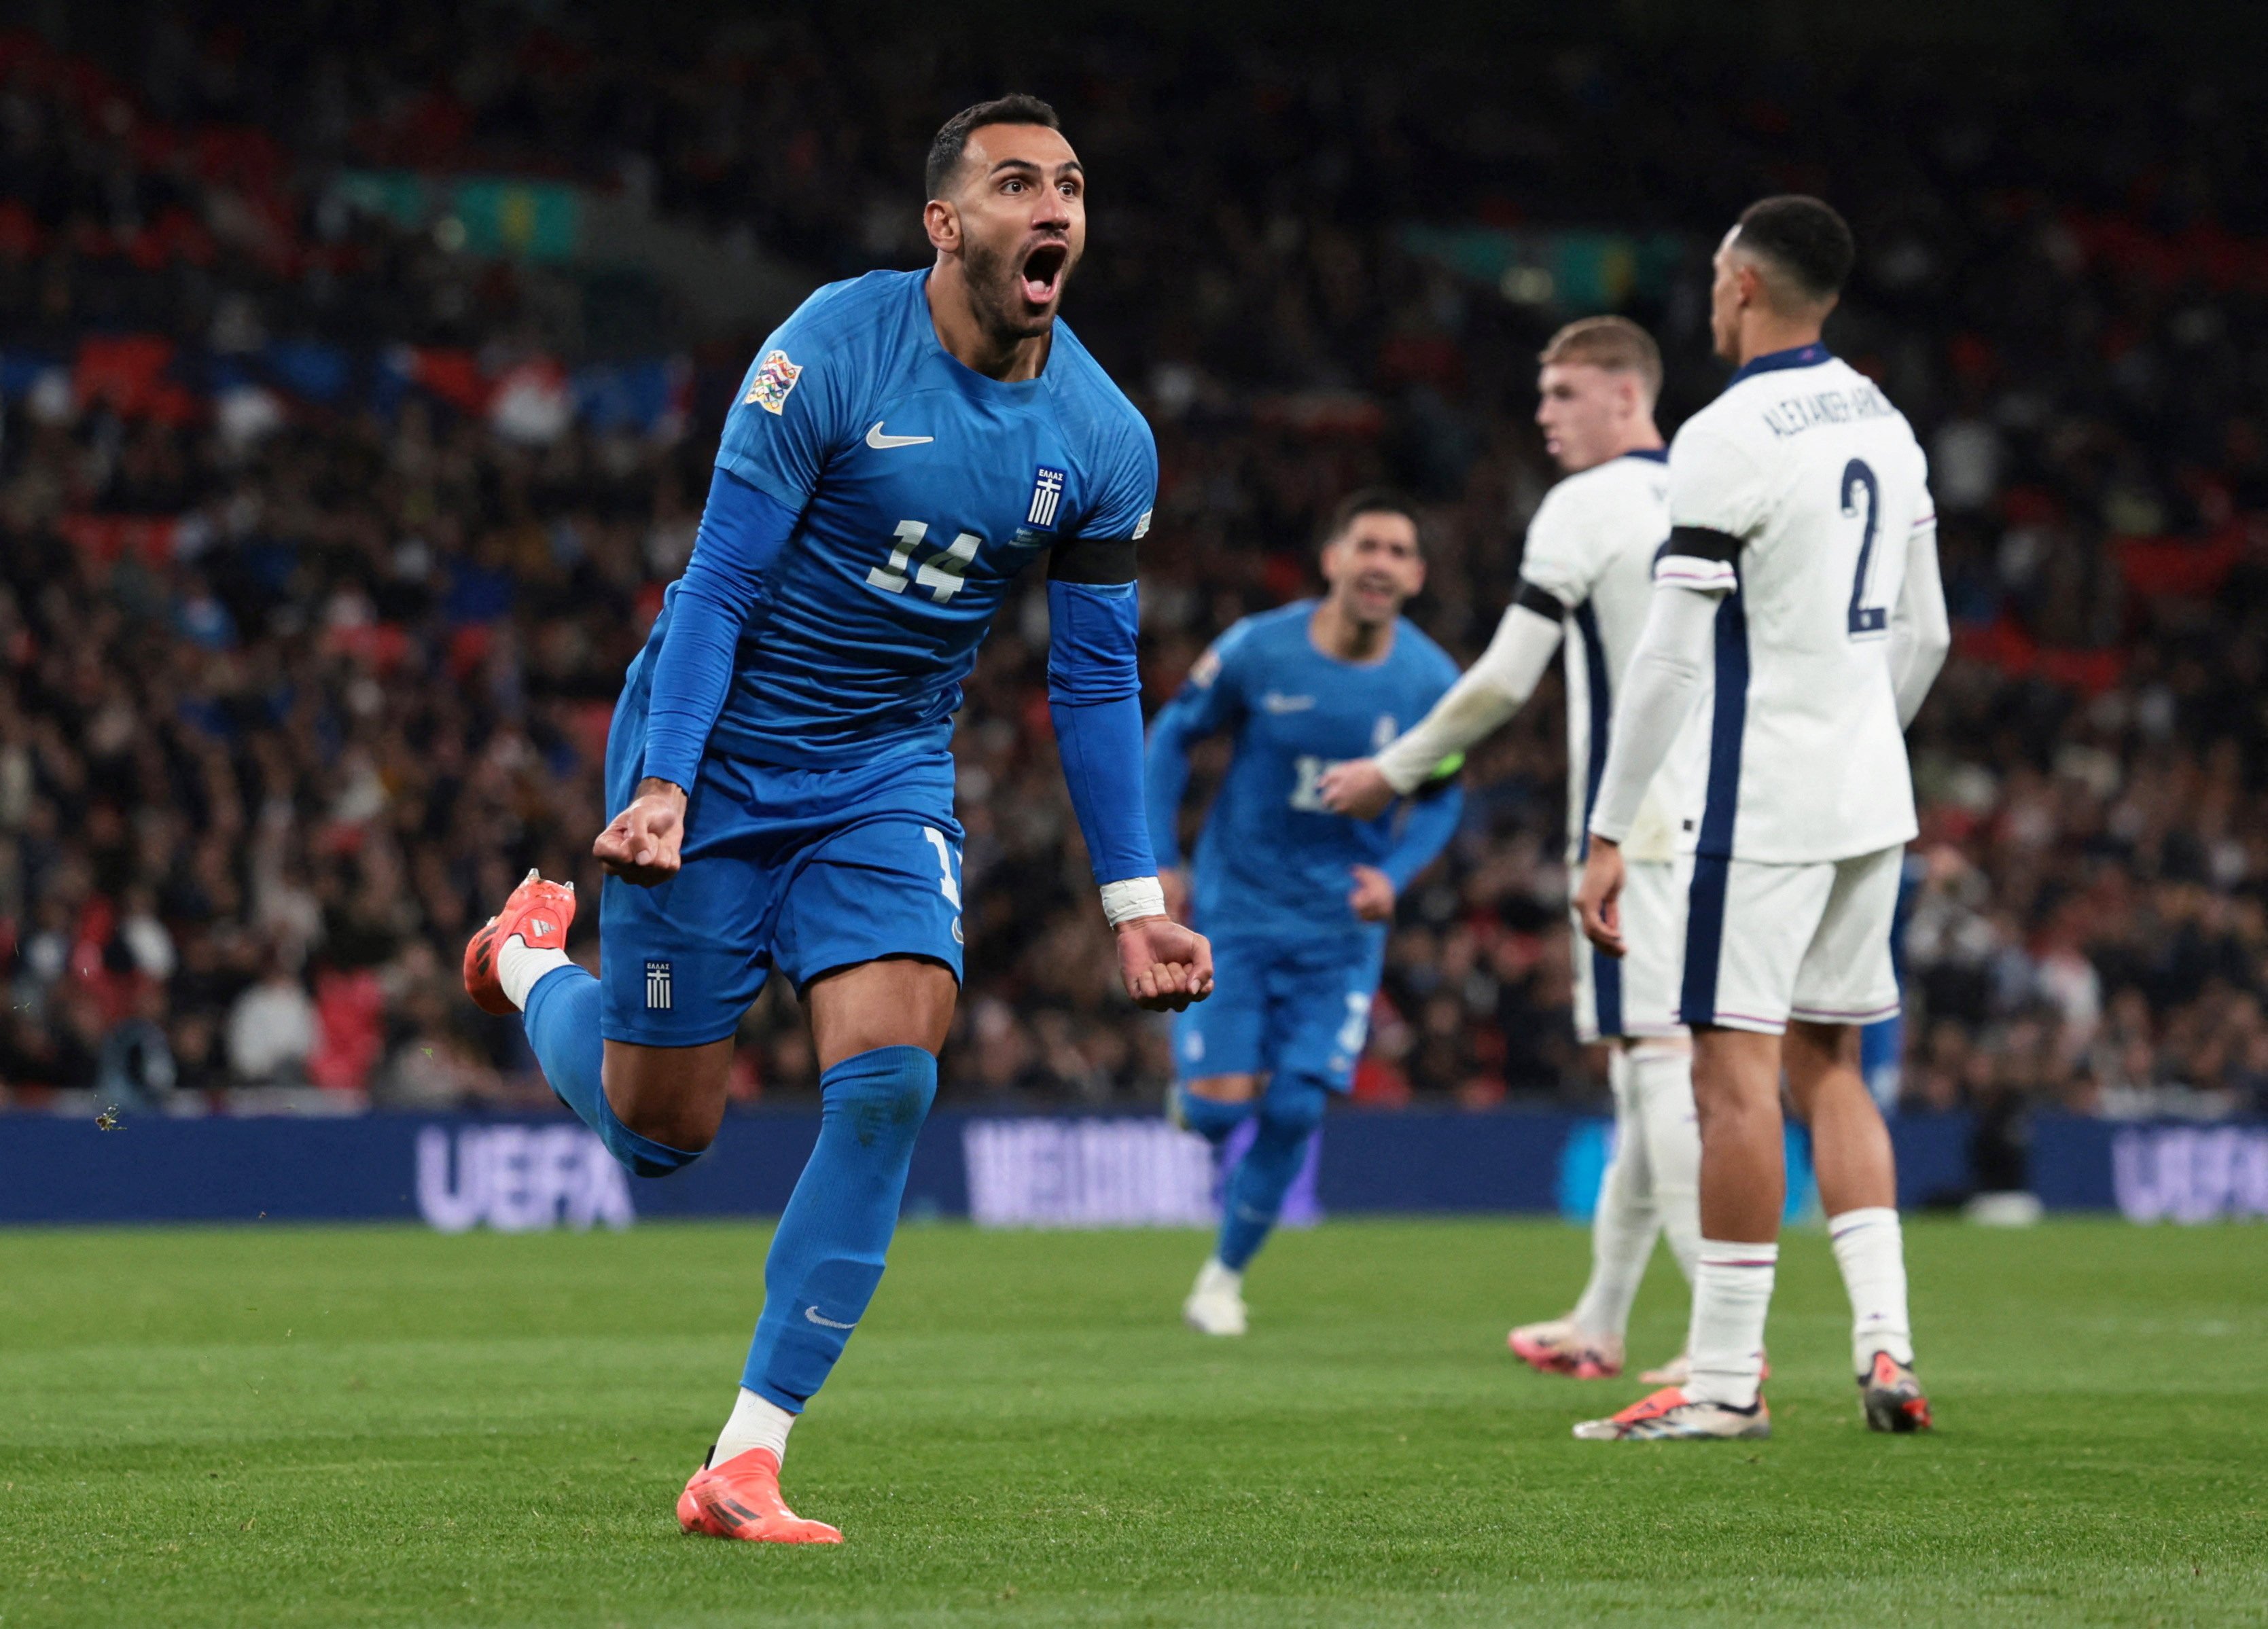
[1726,341,1832,386]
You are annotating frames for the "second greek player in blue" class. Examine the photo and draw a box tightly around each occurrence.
[1146,491,1464,1335]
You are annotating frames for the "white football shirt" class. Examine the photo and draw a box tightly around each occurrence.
[1659,346,1934,863]
[1519,450,1705,865]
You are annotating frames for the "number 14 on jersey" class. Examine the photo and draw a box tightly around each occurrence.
[868,520,980,603]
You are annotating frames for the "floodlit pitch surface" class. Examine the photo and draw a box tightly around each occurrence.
[3,1217,2263,1627]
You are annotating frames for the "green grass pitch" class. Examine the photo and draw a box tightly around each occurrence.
[3,1217,2264,1627]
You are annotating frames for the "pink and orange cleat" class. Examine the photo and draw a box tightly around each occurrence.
[462,870,576,1016]
[1507,1319,1623,1380]
[1860,1350,1934,1433]
[1572,1384,1771,1441]
[677,1447,843,1544]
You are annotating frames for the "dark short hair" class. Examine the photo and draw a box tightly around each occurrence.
[925,94,1062,200]
[1323,487,1422,550]
[1733,195,1856,305]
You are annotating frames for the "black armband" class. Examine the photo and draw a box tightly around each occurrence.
[1664,525,1743,563]
[1048,535,1139,586]
[1409,761,1463,800]
[1513,579,1568,622]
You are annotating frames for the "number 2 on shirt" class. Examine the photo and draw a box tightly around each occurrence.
[1842,458,1889,639]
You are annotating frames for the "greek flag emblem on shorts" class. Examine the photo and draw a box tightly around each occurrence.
[643,959,673,1011]
[1027,465,1066,530]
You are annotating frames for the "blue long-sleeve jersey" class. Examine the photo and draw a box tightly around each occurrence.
[626,268,1160,884]
[1146,601,1465,937]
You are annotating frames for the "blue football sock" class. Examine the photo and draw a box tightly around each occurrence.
[522,965,701,1179]
[742,1045,939,1411]
[1175,1084,1256,1146]
[1215,1074,1328,1272]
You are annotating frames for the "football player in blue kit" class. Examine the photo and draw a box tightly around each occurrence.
[1145,492,1464,1335]
[462,96,1211,1543]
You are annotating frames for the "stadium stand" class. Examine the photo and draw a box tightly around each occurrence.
[4,13,2268,1120]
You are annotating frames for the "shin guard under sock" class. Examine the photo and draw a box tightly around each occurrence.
[1829,1206,1915,1370]
[1214,1075,1327,1272]
[1684,1239,1778,1408]
[741,1045,938,1411]
[1572,1048,1659,1338]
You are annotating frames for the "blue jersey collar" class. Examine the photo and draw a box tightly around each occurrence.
[915,266,1052,393]
[1727,342,1832,387]
[1304,599,1399,670]
[1620,447,1669,464]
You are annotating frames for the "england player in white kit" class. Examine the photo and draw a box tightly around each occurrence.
[1319,318,1707,1384]
[1573,197,1951,1441]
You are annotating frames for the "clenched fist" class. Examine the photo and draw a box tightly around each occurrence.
[1114,915,1215,1012]
[594,777,688,887]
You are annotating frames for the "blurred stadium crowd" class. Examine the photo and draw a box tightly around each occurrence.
[4,10,2268,1121]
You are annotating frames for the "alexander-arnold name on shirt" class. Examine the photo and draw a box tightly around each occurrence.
[1757,378,1896,439]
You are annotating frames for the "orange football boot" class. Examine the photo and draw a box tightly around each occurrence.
[1860,1350,1934,1433]
[1508,1318,1623,1379]
[1572,1384,1771,1440]
[677,1447,843,1544]
[462,870,576,1016]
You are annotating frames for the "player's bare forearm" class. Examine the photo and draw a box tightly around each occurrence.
[594,776,688,887]
[1114,915,1213,1012]
[1574,836,1627,958]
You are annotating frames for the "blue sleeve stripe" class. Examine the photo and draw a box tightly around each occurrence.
[713,447,817,520]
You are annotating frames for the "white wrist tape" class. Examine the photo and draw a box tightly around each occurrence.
[1099,876,1167,927]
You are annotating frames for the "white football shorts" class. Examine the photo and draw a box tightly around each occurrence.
[1572,854,1690,1043]
[1679,844,1903,1034]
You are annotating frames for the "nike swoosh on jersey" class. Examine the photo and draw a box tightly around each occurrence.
[1259,692,1316,713]
[803,1306,857,1330]
[865,421,934,449]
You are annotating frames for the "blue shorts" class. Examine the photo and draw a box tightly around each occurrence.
[1171,930,1386,1092]
[599,687,964,1048]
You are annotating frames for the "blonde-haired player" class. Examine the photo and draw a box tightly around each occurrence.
[1321,316,1706,1383]
[1574,196,1951,1441]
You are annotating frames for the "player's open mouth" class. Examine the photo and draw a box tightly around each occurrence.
[1019,242,1069,304]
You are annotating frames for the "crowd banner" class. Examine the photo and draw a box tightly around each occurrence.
[0,1111,2258,1230]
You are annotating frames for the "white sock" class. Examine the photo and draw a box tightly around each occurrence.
[1572,1050,1655,1338]
[497,935,571,1011]
[1197,1257,1243,1294]
[1630,1041,1701,1285]
[1684,1240,1777,1408]
[712,1387,796,1468]
[1828,1206,1913,1370]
